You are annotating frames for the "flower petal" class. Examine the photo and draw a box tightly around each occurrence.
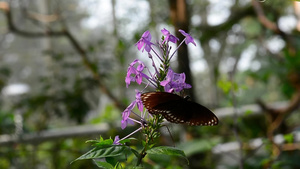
[135,30,153,53]
[179,29,196,46]
[113,135,121,145]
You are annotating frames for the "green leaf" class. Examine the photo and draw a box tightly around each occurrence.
[86,136,113,147]
[217,79,233,94]
[72,145,129,163]
[244,109,253,116]
[93,160,114,169]
[118,138,136,144]
[146,146,188,164]
[130,148,141,159]
[178,138,220,156]
[114,162,123,169]
[283,133,294,143]
[142,140,146,147]
[105,157,118,166]
[94,139,114,147]
[86,140,100,144]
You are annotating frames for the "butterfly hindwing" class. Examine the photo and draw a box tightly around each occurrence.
[184,101,218,126]
[158,99,218,126]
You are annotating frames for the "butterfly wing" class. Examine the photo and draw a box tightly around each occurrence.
[156,99,193,123]
[141,92,219,126]
[185,101,218,125]
[141,92,182,115]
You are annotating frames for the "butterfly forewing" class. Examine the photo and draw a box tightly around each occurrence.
[141,92,219,126]
[141,92,182,115]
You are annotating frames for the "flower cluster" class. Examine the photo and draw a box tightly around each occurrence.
[114,28,196,144]
[75,28,197,168]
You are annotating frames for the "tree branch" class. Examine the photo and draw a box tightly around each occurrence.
[251,0,281,33]
[251,0,295,52]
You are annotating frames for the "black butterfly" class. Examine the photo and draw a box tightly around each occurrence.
[141,92,218,126]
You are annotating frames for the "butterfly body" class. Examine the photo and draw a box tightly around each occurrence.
[141,92,218,126]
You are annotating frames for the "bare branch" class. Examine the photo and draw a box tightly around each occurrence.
[257,90,300,115]
[251,0,294,51]
[251,0,282,34]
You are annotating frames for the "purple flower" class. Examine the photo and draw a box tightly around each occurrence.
[135,30,153,52]
[160,68,192,92]
[135,90,143,112]
[121,102,135,129]
[121,90,144,129]
[161,28,179,44]
[125,59,150,88]
[113,135,122,145]
[179,29,196,46]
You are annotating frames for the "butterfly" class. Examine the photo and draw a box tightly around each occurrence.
[141,92,218,126]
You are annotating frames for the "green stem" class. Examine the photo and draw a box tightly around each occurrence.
[136,132,150,166]
[136,115,164,166]
[136,147,147,166]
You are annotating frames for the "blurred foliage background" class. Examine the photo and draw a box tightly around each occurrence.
[0,0,300,168]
